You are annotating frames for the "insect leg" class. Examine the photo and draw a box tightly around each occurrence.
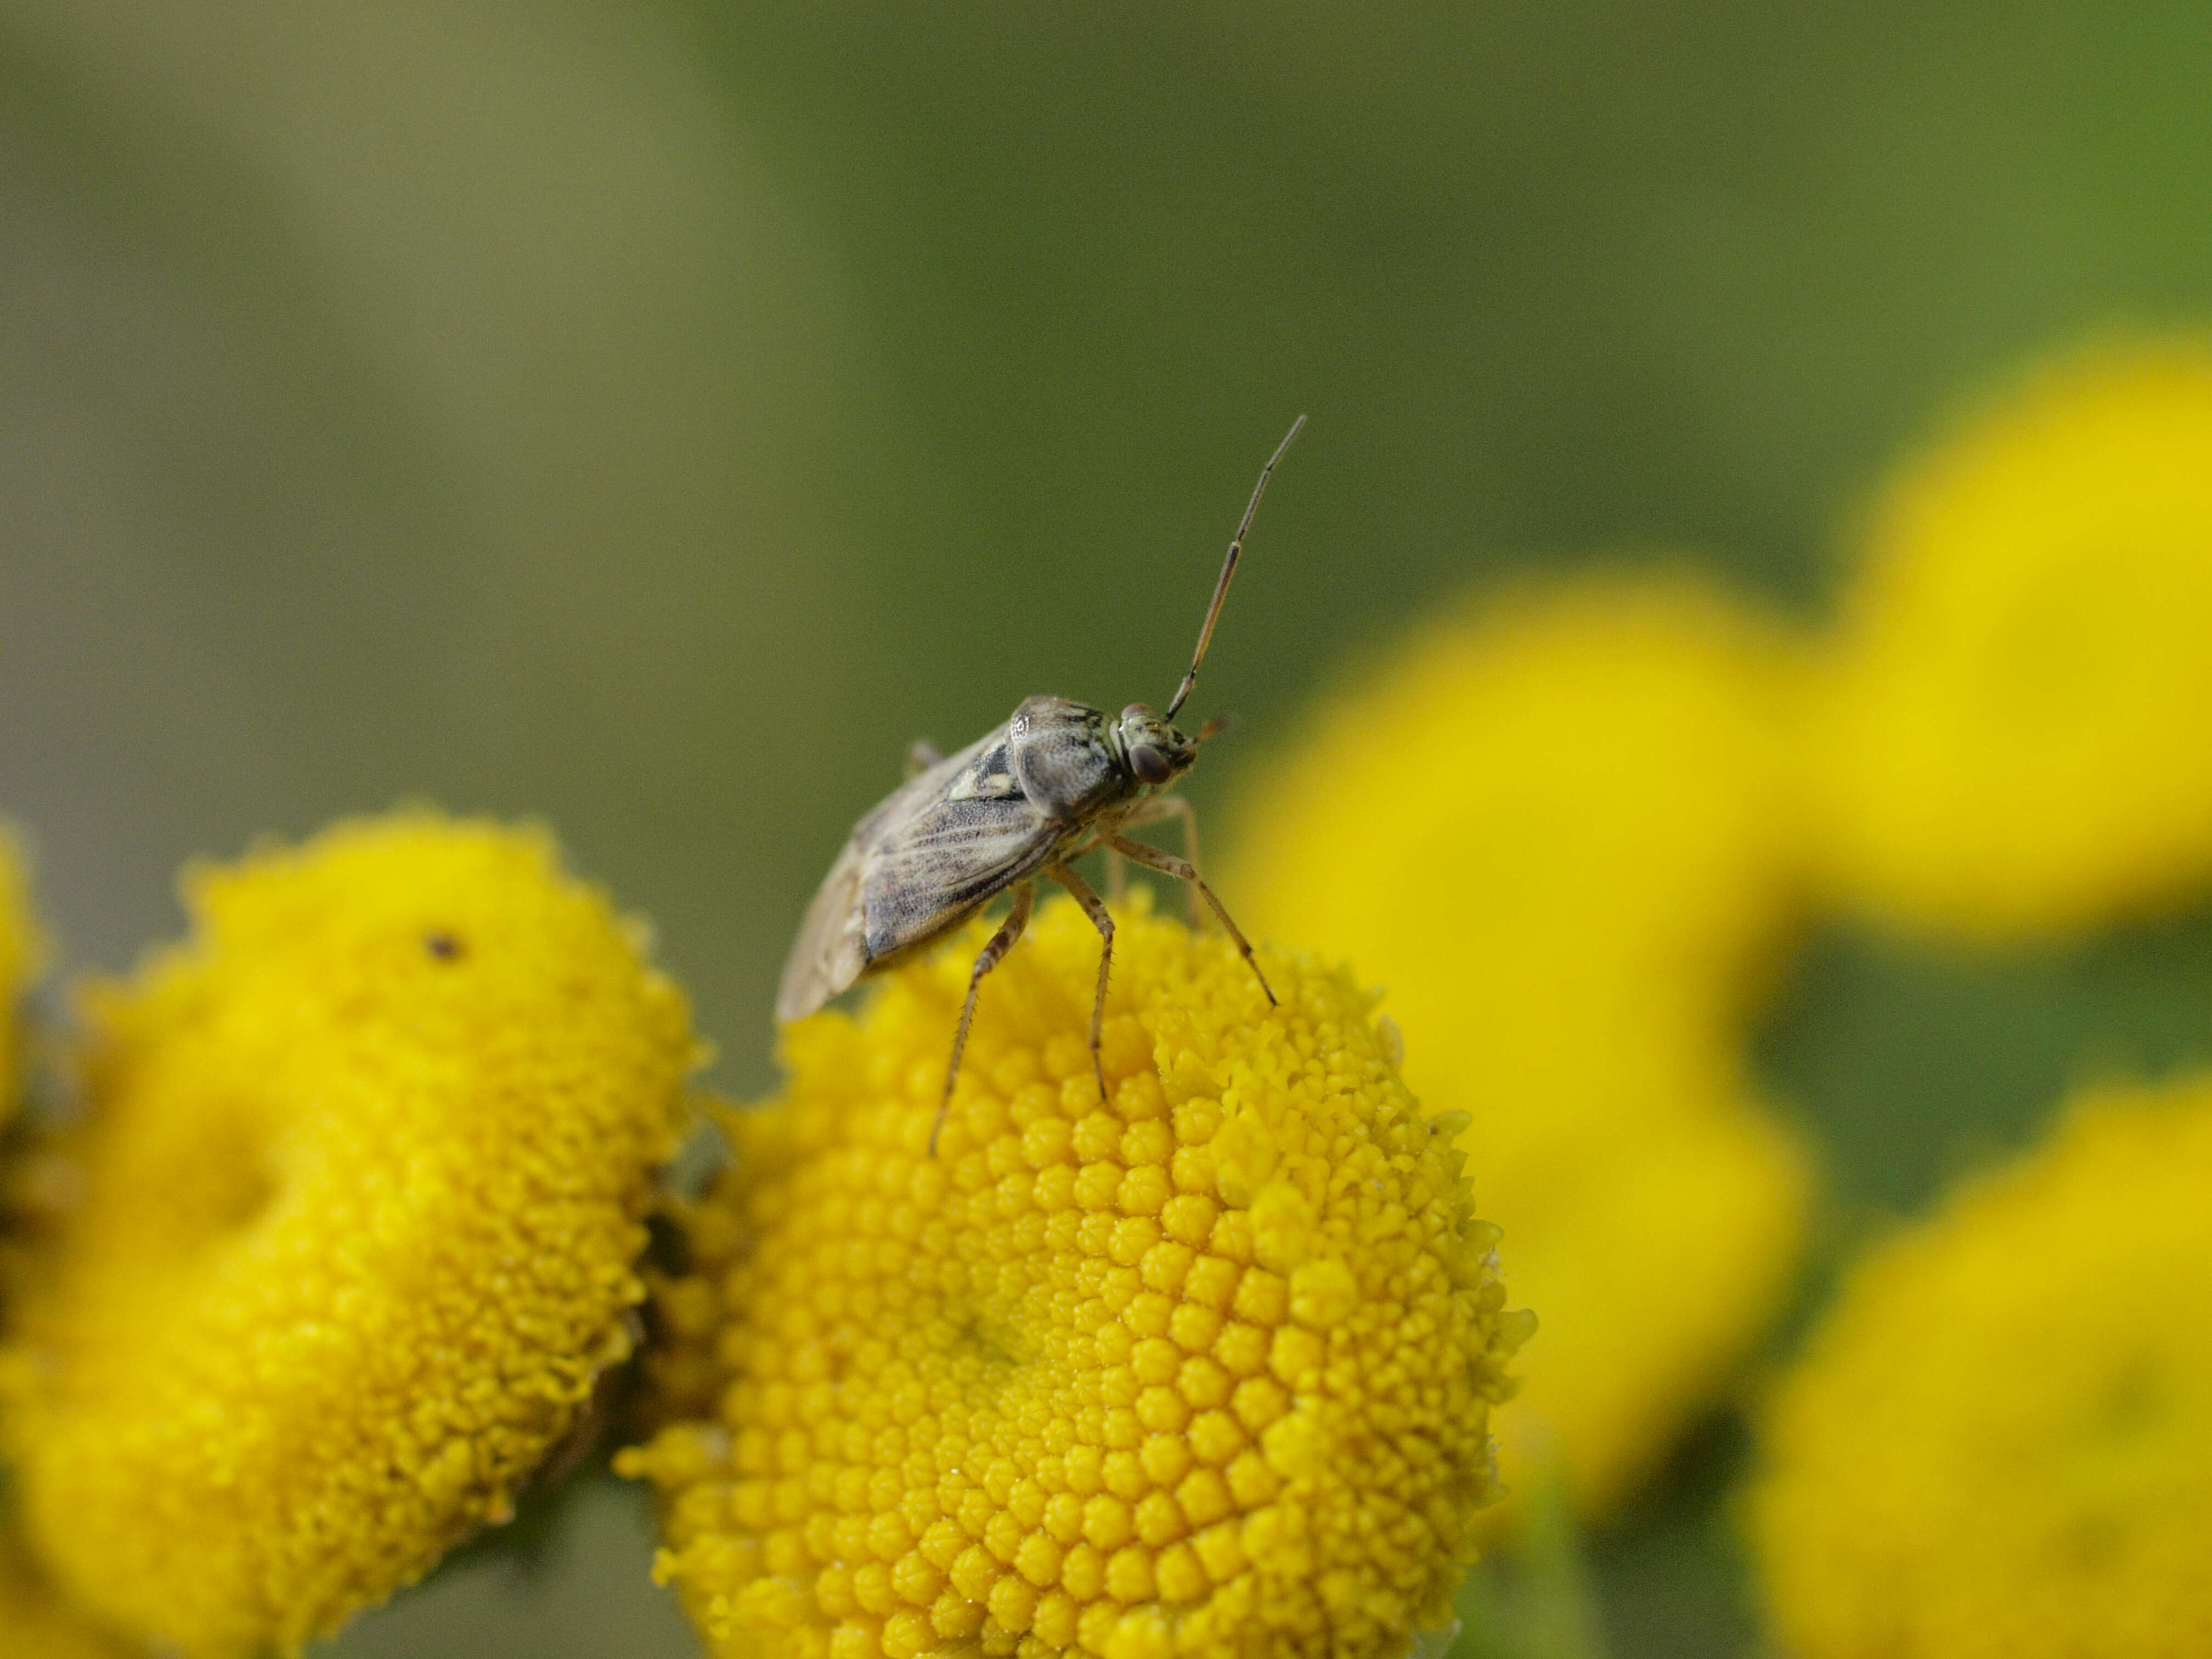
[1047,863,1115,1102]
[1056,827,1127,904]
[1108,834,1276,1007]
[934,881,1035,1155]
[905,739,946,780]
[1117,794,1205,926]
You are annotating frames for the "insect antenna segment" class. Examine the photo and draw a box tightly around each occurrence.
[1165,414,1307,720]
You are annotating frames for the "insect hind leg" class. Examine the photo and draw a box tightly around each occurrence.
[1109,834,1276,1007]
[935,881,1035,1155]
[1048,864,1115,1102]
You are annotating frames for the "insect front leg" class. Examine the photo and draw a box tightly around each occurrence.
[905,739,946,780]
[935,881,1035,1155]
[1117,794,1205,926]
[1047,863,1115,1102]
[1108,834,1277,1007]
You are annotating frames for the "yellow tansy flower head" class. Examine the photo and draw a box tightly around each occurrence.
[0,822,44,1132]
[1229,568,1807,1105]
[1225,571,1812,1520]
[0,812,701,1658]
[1751,1075,2212,1659]
[1491,1098,1808,1519]
[622,898,1527,1659]
[1808,335,2212,938]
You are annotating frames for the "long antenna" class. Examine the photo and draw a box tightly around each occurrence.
[1165,414,1306,719]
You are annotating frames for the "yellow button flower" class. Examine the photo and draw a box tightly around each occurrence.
[622,898,1527,1659]
[1,822,43,1132]
[1751,1075,2212,1658]
[1224,571,1812,1520]
[0,813,701,1658]
[1808,335,2212,938]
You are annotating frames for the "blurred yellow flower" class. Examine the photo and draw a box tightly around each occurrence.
[0,813,701,1658]
[1807,336,2212,939]
[1751,1074,2212,1659]
[622,898,1528,1659]
[1492,1101,1808,1515]
[1228,569,1807,1094]
[1224,571,1812,1520]
[0,1523,131,1659]
[0,823,43,1132]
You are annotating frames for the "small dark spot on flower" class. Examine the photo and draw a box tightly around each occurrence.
[425,931,465,962]
[644,1212,692,1277]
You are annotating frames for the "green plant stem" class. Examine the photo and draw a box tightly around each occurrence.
[1456,1452,1614,1659]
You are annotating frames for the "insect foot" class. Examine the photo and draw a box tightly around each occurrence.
[624,896,1532,1659]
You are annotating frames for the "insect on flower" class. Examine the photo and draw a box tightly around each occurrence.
[776,417,1305,1148]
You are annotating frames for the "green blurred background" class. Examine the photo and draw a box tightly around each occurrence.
[5,4,2212,1654]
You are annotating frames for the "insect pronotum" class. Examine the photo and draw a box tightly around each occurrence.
[776,416,1306,1151]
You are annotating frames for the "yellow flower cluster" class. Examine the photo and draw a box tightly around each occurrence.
[1751,1075,2212,1659]
[622,897,1528,1659]
[1226,571,1812,1520]
[1,323,2202,1659]
[1808,336,2212,939]
[0,824,42,1131]
[0,814,701,1658]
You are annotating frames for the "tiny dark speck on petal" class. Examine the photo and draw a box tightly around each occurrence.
[425,931,465,961]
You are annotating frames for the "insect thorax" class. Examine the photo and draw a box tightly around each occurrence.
[1004,693,1202,825]
[1008,695,1132,827]
[1007,696,1138,821]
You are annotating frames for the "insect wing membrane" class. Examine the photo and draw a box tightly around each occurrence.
[775,832,871,1022]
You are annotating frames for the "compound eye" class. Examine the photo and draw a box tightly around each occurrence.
[1130,743,1173,785]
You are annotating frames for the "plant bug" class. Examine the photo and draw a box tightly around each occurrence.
[776,416,1305,1150]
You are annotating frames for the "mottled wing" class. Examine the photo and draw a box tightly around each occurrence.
[775,728,1056,1022]
[857,730,1060,962]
